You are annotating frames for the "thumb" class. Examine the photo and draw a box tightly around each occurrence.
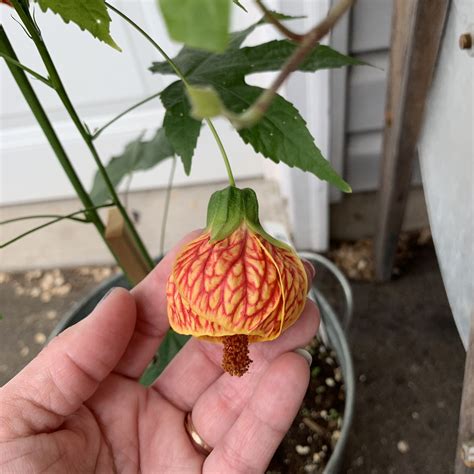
[0,288,136,440]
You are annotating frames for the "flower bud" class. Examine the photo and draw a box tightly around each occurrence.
[167,187,308,376]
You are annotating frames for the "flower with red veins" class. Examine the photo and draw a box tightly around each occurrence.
[167,187,308,376]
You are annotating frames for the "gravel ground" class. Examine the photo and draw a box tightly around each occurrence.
[0,242,465,473]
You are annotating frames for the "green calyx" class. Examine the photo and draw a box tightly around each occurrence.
[206,186,289,249]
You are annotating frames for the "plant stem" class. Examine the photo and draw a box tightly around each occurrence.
[0,203,115,226]
[106,1,236,187]
[92,90,162,139]
[1,214,88,224]
[255,0,304,42]
[206,119,235,186]
[105,2,185,82]
[0,205,114,249]
[159,156,176,256]
[236,0,353,128]
[0,27,106,240]
[0,51,51,86]
[10,0,154,271]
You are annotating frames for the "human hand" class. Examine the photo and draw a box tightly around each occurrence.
[0,231,319,473]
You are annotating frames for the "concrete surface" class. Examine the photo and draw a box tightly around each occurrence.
[342,244,464,473]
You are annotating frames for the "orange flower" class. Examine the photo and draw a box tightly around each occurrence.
[166,187,308,376]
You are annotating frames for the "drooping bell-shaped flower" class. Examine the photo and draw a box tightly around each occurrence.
[166,187,308,376]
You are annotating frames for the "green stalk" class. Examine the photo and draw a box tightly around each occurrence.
[0,51,51,86]
[0,203,115,226]
[1,214,89,224]
[105,1,236,187]
[92,90,162,140]
[0,27,132,282]
[11,0,154,271]
[1,205,115,249]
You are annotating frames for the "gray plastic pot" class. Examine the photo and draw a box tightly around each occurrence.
[49,255,355,473]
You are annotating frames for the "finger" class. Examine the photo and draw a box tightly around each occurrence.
[190,299,318,446]
[152,337,223,410]
[0,288,135,439]
[114,229,202,378]
[156,298,318,418]
[203,352,309,473]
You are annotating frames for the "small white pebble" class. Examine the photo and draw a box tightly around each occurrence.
[46,310,57,320]
[313,453,321,463]
[411,411,419,420]
[319,410,328,420]
[20,346,29,357]
[295,445,311,455]
[34,332,46,344]
[325,377,335,387]
[322,445,328,452]
[397,440,409,454]
[304,464,316,472]
[41,292,52,303]
[53,276,65,287]
[30,287,41,298]
[334,367,342,382]
[0,272,11,284]
[359,374,367,383]
[40,273,54,291]
[25,270,41,281]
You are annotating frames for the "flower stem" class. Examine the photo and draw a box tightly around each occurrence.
[10,0,154,272]
[105,1,236,187]
[206,119,235,186]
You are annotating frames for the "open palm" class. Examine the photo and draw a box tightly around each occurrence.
[0,232,319,473]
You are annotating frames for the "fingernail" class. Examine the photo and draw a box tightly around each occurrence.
[98,287,116,306]
[294,348,313,366]
[302,259,316,281]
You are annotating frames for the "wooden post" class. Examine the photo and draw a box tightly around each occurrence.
[374,0,449,281]
[105,207,151,286]
[456,313,474,473]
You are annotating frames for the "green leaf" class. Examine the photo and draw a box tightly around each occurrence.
[218,84,351,192]
[90,129,174,204]
[148,13,304,76]
[150,19,360,191]
[158,0,230,52]
[139,330,190,385]
[161,82,202,175]
[232,0,247,11]
[35,0,120,50]
[153,41,363,86]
